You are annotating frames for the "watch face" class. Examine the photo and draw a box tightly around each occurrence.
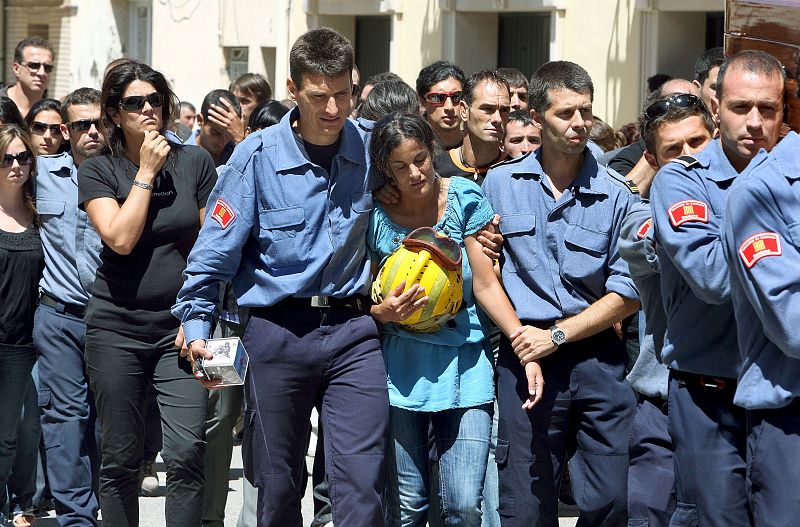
[552,328,566,345]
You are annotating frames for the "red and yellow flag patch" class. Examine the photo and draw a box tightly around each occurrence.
[637,218,653,239]
[211,199,236,229]
[739,232,782,268]
[668,200,708,227]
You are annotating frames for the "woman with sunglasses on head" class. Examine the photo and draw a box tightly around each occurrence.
[0,124,43,527]
[368,112,544,526]
[76,60,217,527]
[25,98,64,155]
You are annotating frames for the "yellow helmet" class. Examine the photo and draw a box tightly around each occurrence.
[372,227,463,332]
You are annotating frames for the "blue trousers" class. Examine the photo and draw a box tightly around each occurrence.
[386,404,492,527]
[8,366,41,516]
[667,373,750,527]
[242,306,388,527]
[628,395,675,527]
[746,404,800,527]
[496,329,635,527]
[32,303,100,526]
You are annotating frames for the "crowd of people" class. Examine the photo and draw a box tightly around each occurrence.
[0,23,796,527]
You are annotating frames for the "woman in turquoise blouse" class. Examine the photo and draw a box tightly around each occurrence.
[368,113,543,526]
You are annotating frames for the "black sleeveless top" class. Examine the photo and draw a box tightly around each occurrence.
[0,226,44,348]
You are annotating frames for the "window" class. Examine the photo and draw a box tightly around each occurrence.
[128,1,152,63]
[227,47,249,82]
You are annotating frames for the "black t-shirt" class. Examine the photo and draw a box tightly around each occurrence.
[0,227,43,347]
[78,145,217,336]
[607,139,646,177]
[294,133,341,174]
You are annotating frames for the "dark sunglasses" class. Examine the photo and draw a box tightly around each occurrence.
[30,121,62,135]
[644,93,704,122]
[423,91,464,106]
[21,61,54,74]
[119,92,165,112]
[67,119,101,132]
[1,151,34,168]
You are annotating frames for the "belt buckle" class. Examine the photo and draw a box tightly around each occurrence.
[699,375,727,390]
[310,295,330,308]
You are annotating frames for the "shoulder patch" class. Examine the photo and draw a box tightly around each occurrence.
[636,218,653,239]
[211,199,236,229]
[670,155,700,169]
[739,232,782,268]
[668,200,708,227]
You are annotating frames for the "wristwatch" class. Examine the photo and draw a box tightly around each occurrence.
[549,324,567,347]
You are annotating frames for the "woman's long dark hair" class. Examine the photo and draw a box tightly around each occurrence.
[0,96,26,128]
[369,112,435,182]
[100,60,178,157]
[0,124,39,226]
[247,100,289,131]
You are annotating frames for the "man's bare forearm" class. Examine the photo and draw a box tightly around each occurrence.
[559,293,640,344]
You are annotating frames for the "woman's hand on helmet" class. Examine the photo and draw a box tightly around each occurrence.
[371,280,429,324]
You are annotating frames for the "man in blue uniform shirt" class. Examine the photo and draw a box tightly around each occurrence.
[34,87,104,526]
[649,50,785,527]
[482,60,640,527]
[722,130,800,527]
[172,28,386,527]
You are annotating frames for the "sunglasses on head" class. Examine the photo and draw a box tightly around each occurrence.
[644,93,704,122]
[67,119,101,132]
[1,151,34,168]
[118,92,165,112]
[21,61,54,74]
[423,91,464,106]
[30,121,62,135]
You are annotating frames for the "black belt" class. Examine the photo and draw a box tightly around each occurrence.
[251,295,370,317]
[670,369,736,392]
[39,293,87,319]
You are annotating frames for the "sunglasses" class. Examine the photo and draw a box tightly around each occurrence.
[67,119,101,132]
[1,151,34,168]
[423,91,464,106]
[644,93,704,122]
[21,61,54,74]
[118,92,165,112]
[30,121,62,135]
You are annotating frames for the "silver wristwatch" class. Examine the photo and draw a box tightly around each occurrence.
[549,324,567,347]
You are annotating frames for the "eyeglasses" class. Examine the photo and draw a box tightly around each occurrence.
[423,91,464,106]
[1,151,34,168]
[67,119,101,132]
[118,92,165,112]
[30,121,62,135]
[644,93,704,122]
[21,61,54,74]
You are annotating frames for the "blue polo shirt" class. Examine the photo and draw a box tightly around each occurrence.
[481,148,639,323]
[723,132,800,409]
[650,139,743,379]
[36,152,102,307]
[174,107,378,344]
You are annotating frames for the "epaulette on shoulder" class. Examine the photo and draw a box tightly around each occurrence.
[670,155,700,169]
[493,151,529,168]
[604,168,639,194]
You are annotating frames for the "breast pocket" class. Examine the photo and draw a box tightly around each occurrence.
[351,191,374,214]
[37,199,66,218]
[561,224,609,290]
[501,214,539,272]
[37,199,67,247]
[260,206,308,271]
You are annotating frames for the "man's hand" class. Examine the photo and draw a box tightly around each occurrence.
[522,361,544,410]
[477,214,503,260]
[373,179,400,206]
[371,281,428,324]
[208,98,245,144]
[179,337,221,389]
[510,325,557,363]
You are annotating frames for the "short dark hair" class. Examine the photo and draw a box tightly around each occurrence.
[100,59,179,157]
[26,98,61,126]
[14,36,54,63]
[247,100,289,131]
[496,67,528,90]
[0,96,26,127]
[364,71,403,88]
[647,73,673,93]
[370,112,435,182]
[415,61,466,98]
[463,70,509,106]
[507,108,534,127]
[529,61,594,115]
[289,27,354,88]
[359,80,421,121]
[693,47,726,84]
[716,50,785,101]
[61,88,101,122]
[640,90,715,154]
[179,101,196,114]
[201,89,241,121]
[229,73,273,103]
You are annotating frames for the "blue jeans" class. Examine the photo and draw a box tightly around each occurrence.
[0,346,36,514]
[386,404,492,527]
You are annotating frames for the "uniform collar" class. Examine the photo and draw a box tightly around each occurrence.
[508,148,607,196]
[702,138,746,183]
[772,131,800,181]
[271,107,364,172]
